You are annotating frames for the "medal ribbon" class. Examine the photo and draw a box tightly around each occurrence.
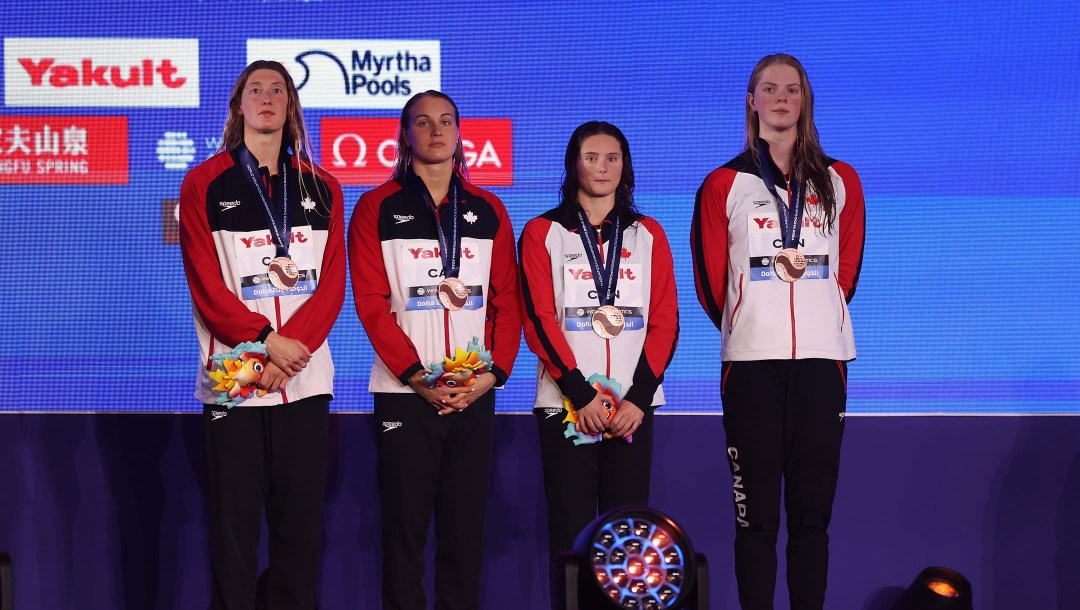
[237,145,291,258]
[422,178,461,279]
[757,141,805,250]
[576,211,623,307]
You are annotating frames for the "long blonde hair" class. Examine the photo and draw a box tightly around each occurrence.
[745,54,837,232]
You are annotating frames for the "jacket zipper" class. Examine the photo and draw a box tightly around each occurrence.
[444,308,452,357]
[790,282,797,359]
[785,173,797,359]
[597,227,612,378]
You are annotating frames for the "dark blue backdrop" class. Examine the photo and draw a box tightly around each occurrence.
[1,0,1077,413]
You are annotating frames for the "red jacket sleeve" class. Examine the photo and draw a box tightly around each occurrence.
[691,168,733,332]
[518,217,596,409]
[833,161,865,303]
[622,217,679,408]
[484,197,523,386]
[348,187,425,385]
[179,165,273,347]
[277,168,346,351]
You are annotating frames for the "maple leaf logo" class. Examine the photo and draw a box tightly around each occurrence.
[621,247,631,259]
[463,210,478,224]
[807,193,820,206]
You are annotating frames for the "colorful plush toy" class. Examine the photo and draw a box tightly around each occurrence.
[562,374,632,445]
[207,341,272,407]
[422,336,494,389]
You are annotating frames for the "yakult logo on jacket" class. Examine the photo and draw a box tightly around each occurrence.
[752,216,822,231]
[247,39,440,109]
[321,117,513,186]
[408,246,476,260]
[4,38,199,107]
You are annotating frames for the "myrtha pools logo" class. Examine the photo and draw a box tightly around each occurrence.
[247,39,440,109]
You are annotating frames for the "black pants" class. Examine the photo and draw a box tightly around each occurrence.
[204,395,330,610]
[535,405,655,579]
[721,359,847,610]
[374,391,496,610]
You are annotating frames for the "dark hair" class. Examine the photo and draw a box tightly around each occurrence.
[390,90,469,181]
[219,60,311,160]
[745,54,837,233]
[558,121,638,221]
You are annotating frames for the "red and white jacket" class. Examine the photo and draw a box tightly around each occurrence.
[520,208,679,410]
[179,149,346,405]
[349,169,521,393]
[692,147,865,361]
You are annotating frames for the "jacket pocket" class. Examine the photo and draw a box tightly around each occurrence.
[728,273,745,331]
[834,277,846,331]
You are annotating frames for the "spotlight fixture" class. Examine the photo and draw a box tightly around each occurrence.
[554,506,708,610]
[893,566,973,610]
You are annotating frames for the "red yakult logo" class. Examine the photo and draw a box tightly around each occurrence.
[239,232,310,249]
[408,246,476,260]
[320,117,513,186]
[19,58,187,88]
[752,216,822,230]
[0,116,128,184]
[568,267,637,281]
[4,38,199,107]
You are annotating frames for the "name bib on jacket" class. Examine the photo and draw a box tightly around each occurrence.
[233,225,319,300]
[400,238,485,310]
[746,214,830,282]
[561,263,644,332]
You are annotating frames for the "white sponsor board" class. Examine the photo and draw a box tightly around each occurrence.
[4,38,200,107]
[247,39,440,109]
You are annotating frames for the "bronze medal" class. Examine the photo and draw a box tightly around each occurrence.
[773,248,807,282]
[591,305,625,340]
[267,256,299,290]
[437,277,470,311]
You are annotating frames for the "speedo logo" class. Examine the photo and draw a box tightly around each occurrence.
[381,421,403,432]
[393,214,414,224]
[543,407,563,419]
[753,200,770,208]
[219,200,241,211]
[211,410,227,422]
[564,252,583,262]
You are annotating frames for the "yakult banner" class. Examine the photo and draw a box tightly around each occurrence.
[4,38,199,107]
[321,117,512,186]
[0,116,128,184]
[247,39,440,109]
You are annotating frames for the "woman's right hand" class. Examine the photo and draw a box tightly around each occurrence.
[575,390,614,435]
[265,331,312,376]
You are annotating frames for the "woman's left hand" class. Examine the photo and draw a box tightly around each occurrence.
[607,400,644,438]
[257,361,290,393]
[438,372,497,415]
